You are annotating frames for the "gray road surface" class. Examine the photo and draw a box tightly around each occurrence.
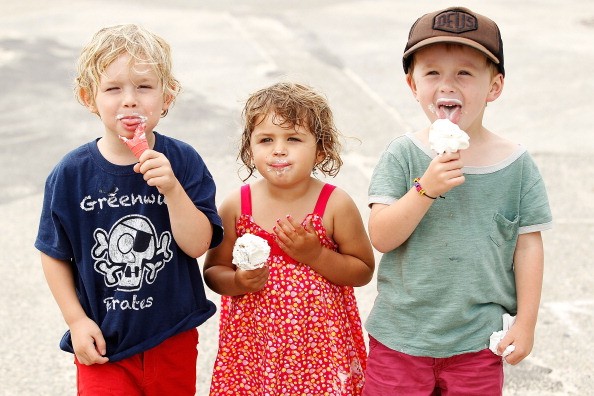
[1,1,593,395]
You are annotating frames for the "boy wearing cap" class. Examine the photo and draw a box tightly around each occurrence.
[365,7,552,395]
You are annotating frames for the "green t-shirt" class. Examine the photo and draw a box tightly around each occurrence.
[367,133,552,357]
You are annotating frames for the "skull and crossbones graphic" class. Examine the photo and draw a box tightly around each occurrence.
[92,215,172,292]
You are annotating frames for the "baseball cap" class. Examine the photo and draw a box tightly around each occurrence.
[403,7,504,76]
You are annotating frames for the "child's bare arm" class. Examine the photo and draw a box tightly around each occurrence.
[274,188,375,287]
[41,253,109,365]
[203,193,270,296]
[369,151,464,252]
[498,231,544,365]
[134,150,213,258]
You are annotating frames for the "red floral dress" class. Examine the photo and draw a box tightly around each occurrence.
[209,183,367,396]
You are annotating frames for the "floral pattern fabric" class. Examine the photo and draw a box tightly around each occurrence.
[209,184,367,396]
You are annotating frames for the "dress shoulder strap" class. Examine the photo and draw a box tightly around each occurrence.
[313,183,336,216]
[240,184,252,215]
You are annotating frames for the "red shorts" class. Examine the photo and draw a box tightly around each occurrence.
[362,336,503,396]
[75,328,198,396]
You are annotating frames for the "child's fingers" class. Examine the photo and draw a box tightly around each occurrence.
[236,266,269,291]
[93,333,107,357]
[274,217,297,239]
[272,225,288,243]
[497,333,513,355]
[303,218,319,239]
[77,345,105,366]
[434,151,460,164]
[285,215,316,238]
[276,216,296,231]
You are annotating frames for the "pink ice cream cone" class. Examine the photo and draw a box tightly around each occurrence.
[119,120,148,159]
[128,139,149,159]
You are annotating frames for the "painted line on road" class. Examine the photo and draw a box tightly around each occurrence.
[342,67,414,132]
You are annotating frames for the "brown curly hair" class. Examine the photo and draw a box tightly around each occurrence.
[239,82,343,181]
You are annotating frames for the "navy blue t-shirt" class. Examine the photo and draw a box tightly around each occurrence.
[35,132,223,362]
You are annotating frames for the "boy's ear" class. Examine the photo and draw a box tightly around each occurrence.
[487,73,504,103]
[406,74,418,99]
[162,93,175,112]
[79,88,97,114]
[162,81,179,112]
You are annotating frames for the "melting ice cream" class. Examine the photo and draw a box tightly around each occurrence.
[118,114,149,159]
[428,119,470,154]
[232,233,270,270]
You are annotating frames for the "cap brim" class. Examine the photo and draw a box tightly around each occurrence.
[403,36,500,65]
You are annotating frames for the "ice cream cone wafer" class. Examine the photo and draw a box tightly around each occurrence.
[128,140,149,159]
[119,119,148,159]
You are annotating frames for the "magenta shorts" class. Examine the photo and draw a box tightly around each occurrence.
[362,336,503,396]
[75,328,198,396]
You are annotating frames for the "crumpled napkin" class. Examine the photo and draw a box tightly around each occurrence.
[489,313,516,359]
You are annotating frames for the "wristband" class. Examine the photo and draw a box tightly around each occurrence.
[413,178,444,200]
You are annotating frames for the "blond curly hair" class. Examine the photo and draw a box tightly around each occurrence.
[239,82,343,181]
[74,24,180,116]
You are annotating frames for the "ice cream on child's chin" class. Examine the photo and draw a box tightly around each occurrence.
[117,114,149,159]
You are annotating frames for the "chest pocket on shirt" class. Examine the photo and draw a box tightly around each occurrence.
[489,212,519,247]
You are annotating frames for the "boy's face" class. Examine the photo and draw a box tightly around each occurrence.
[87,54,172,138]
[406,44,503,132]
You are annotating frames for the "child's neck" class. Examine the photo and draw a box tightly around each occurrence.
[417,125,519,167]
[459,130,519,167]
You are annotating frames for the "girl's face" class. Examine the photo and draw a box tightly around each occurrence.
[407,44,503,133]
[249,112,323,186]
[87,53,172,139]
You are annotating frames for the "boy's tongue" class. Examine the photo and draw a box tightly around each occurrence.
[436,103,462,124]
[122,117,144,128]
[118,115,147,133]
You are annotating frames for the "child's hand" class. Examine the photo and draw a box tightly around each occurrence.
[70,316,109,366]
[496,322,535,365]
[133,150,179,195]
[420,151,465,197]
[234,266,269,293]
[274,215,322,265]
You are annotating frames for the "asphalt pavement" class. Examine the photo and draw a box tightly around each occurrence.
[1,1,593,395]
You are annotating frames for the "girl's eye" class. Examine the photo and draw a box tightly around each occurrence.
[288,137,301,142]
[260,137,272,143]
[458,70,472,76]
[105,87,119,92]
[138,85,152,89]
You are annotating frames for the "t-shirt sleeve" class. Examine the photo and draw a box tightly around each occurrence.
[518,157,553,234]
[34,164,74,260]
[181,150,224,248]
[368,143,408,207]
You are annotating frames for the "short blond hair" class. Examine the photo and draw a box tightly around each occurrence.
[239,82,343,181]
[75,24,181,116]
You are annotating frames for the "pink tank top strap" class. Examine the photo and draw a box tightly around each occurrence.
[240,184,252,215]
[313,183,336,216]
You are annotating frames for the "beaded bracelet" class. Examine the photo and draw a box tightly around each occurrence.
[413,178,445,200]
